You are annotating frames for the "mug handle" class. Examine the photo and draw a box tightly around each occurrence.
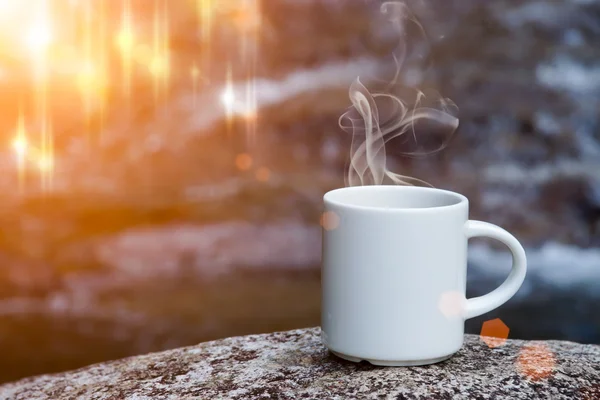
[464,220,527,319]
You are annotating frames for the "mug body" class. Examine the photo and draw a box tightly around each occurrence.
[321,185,469,366]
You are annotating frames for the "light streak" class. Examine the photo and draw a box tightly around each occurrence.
[28,0,52,84]
[12,107,28,191]
[221,84,235,109]
[28,0,53,193]
[245,77,257,143]
[197,0,214,78]
[191,63,200,108]
[26,18,52,56]
[98,0,108,142]
[117,0,134,97]
[12,136,28,158]
[80,0,94,131]
[198,0,213,43]
[150,0,170,102]
[26,22,52,55]
[162,0,171,90]
[1,0,268,189]
[38,118,54,191]
[234,0,261,145]
[12,115,28,158]
[222,64,235,131]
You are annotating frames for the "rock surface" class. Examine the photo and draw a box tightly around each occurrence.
[0,328,598,400]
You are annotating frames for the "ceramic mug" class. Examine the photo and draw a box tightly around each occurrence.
[321,185,527,366]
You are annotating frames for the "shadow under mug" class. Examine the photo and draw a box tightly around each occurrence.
[321,185,527,366]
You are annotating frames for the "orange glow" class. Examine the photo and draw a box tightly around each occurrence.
[191,65,200,80]
[10,110,58,190]
[12,136,28,157]
[244,77,258,144]
[222,64,235,132]
[116,0,134,96]
[77,61,106,96]
[116,27,135,53]
[36,118,54,192]
[480,318,510,348]
[244,109,258,121]
[191,64,201,108]
[37,153,53,172]
[517,343,556,381]
[12,108,28,192]
[133,44,153,64]
[96,0,108,140]
[76,58,107,126]
[12,110,28,158]
[320,212,340,231]
[26,0,53,58]
[149,0,170,101]
[27,0,52,94]
[0,0,266,187]
[149,55,169,78]
[255,167,270,182]
[227,0,262,34]
[79,0,94,123]
[26,20,52,55]
[235,153,253,171]
[197,0,214,43]
[197,0,215,79]
[51,44,78,66]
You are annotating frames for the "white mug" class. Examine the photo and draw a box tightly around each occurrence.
[321,185,527,366]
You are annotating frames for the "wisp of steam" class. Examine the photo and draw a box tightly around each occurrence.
[339,1,459,187]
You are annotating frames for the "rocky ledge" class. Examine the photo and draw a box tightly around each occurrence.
[0,328,598,400]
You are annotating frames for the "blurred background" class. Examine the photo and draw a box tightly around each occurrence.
[0,0,598,384]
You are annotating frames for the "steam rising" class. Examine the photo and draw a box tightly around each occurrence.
[339,1,459,187]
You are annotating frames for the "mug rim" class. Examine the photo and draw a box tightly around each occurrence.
[323,185,468,212]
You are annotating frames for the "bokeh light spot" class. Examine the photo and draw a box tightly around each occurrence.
[117,29,135,53]
[12,137,28,157]
[221,86,236,108]
[320,211,340,231]
[438,291,465,319]
[480,318,509,348]
[190,65,200,79]
[26,20,53,54]
[517,343,556,381]
[255,167,270,182]
[37,154,53,172]
[77,62,105,96]
[244,109,257,121]
[235,153,253,171]
[149,55,169,77]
